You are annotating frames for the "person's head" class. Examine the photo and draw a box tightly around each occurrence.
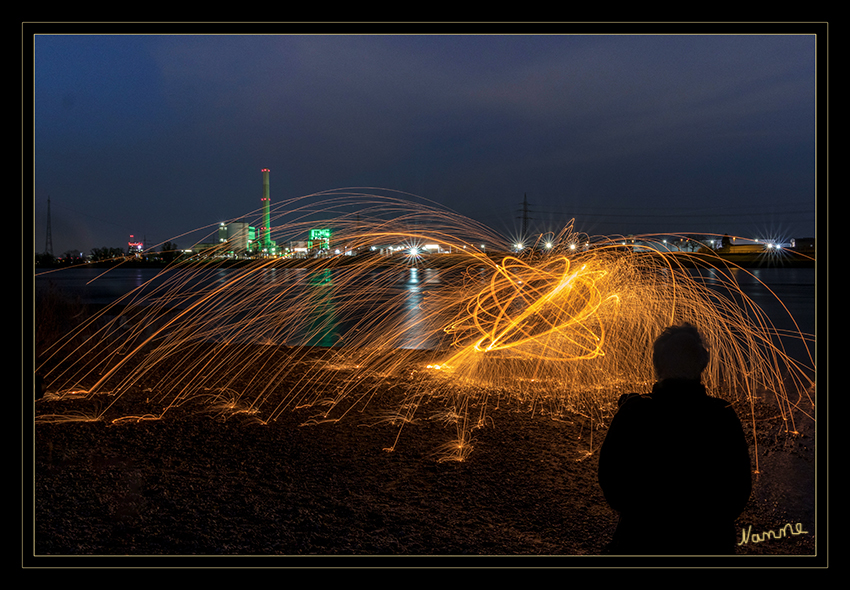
[652,322,709,381]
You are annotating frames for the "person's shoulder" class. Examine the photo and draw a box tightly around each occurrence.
[704,394,744,419]
[616,392,654,413]
[705,393,735,408]
[607,393,656,434]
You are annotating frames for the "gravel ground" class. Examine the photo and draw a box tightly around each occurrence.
[27,348,820,568]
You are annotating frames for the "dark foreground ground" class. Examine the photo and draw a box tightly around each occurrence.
[27,361,820,568]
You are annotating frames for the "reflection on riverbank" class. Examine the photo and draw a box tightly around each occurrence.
[36,264,815,362]
[34,200,815,467]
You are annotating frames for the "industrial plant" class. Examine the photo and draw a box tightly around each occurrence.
[185,166,815,268]
[190,168,456,262]
[192,168,334,260]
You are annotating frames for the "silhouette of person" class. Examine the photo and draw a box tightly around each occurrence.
[598,322,752,555]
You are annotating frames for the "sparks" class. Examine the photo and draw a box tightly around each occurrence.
[35,189,815,462]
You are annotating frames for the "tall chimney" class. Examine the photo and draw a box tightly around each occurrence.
[261,168,271,253]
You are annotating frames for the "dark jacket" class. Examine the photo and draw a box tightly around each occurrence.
[598,379,752,555]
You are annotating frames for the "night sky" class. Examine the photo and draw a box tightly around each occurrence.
[31,27,819,257]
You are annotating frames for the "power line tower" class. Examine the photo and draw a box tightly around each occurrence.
[517,193,533,239]
[45,196,54,256]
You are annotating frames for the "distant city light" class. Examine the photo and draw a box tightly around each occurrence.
[128,234,143,252]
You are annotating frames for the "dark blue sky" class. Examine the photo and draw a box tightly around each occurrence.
[31,28,819,256]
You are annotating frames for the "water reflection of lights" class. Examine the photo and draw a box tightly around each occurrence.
[36,190,815,463]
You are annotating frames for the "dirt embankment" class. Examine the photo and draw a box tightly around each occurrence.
[29,360,817,564]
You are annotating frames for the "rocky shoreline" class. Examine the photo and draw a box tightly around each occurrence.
[28,362,818,566]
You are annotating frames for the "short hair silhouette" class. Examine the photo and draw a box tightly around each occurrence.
[598,321,752,555]
[652,322,709,381]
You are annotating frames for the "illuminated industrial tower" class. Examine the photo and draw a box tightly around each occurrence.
[260,168,274,254]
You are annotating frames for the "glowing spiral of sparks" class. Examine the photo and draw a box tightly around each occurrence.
[448,255,619,361]
[35,189,815,462]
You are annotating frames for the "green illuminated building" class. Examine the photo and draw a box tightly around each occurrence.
[308,228,332,250]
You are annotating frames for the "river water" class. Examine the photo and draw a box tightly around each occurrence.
[34,264,816,355]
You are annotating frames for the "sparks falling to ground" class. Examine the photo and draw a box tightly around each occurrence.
[34,190,815,463]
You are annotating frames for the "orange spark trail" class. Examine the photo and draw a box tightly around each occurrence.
[35,189,815,463]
